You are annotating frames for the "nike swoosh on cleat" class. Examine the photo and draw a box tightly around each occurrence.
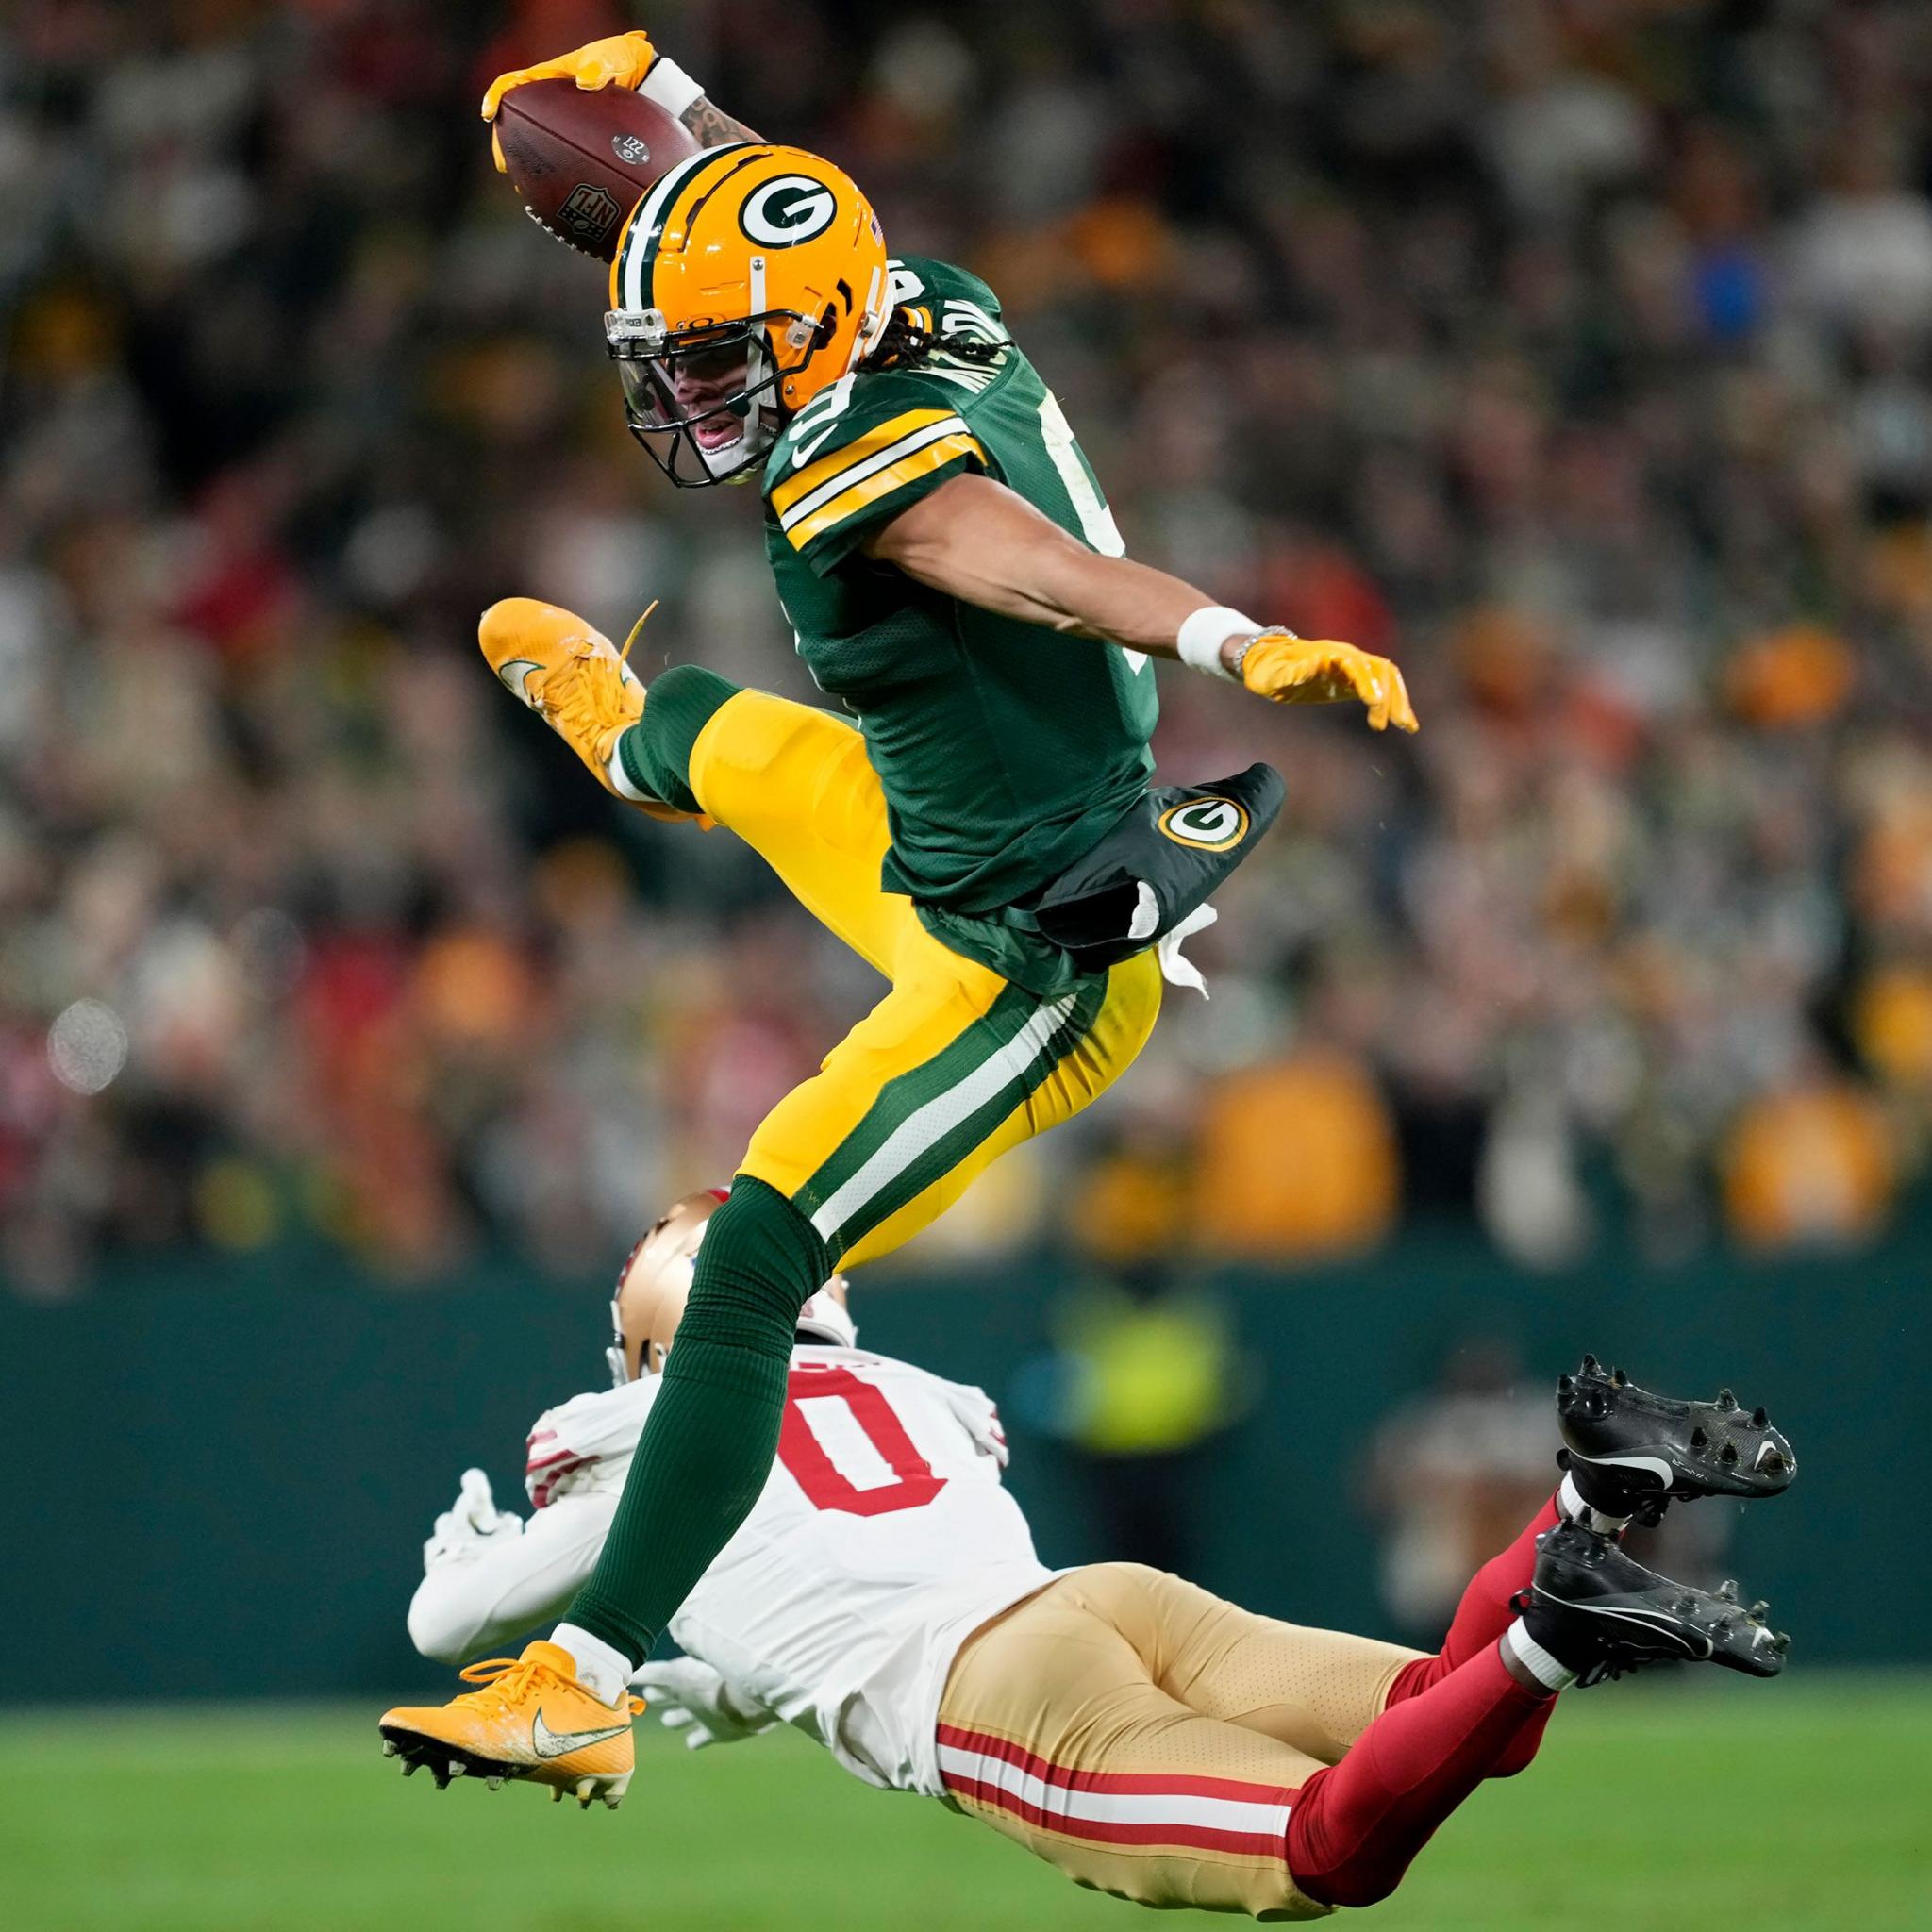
[497,658,542,704]
[1536,1589,1715,1658]
[531,1710,629,1759]
[1574,1450,1676,1485]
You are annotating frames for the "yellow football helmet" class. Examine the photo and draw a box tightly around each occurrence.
[607,1187,856,1383]
[605,144,889,485]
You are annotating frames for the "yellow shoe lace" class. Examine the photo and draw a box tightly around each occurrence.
[525,602,655,752]
[453,1654,554,1713]
[452,1656,644,1719]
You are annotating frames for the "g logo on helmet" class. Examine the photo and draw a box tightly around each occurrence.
[740,175,840,248]
[1158,796,1249,851]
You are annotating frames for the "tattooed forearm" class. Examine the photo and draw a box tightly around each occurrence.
[680,95,762,146]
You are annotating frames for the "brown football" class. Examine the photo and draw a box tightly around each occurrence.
[492,78,704,263]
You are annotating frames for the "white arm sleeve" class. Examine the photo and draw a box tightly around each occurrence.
[407,1491,618,1665]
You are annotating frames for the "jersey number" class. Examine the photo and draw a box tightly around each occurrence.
[1036,393,1147,674]
[779,1367,947,1517]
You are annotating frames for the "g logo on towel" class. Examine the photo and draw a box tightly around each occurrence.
[1158,796,1249,852]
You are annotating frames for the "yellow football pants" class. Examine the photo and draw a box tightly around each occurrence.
[938,1564,1423,1920]
[684,689,1162,1265]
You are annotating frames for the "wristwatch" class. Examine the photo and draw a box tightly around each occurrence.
[1225,628,1295,680]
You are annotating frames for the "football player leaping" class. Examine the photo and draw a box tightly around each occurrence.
[389,25,1419,1784]
[383,1193,1793,1917]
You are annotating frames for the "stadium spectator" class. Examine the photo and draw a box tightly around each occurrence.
[6,0,1931,1292]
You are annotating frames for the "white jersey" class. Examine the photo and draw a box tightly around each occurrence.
[408,1345,1056,1796]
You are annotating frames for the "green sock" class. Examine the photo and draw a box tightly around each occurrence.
[562,1175,828,1664]
[618,662,741,813]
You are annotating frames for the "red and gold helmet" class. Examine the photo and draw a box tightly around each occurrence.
[605,144,889,486]
[607,1187,856,1383]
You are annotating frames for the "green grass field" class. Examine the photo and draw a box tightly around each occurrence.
[5,1676,1926,1931]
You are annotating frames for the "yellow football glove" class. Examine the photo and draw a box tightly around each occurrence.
[1238,631,1419,733]
[481,30,660,172]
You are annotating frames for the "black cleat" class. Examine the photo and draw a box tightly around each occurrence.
[1556,1354,1795,1521]
[1521,1522,1790,1685]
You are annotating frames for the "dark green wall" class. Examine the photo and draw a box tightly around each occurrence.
[4,1224,1923,1700]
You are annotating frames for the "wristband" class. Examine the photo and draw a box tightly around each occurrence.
[1176,606,1258,682]
[641,56,706,119]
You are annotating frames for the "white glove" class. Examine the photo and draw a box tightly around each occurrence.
[940,1381,1008,1467]
[424,1468,524,1571]
[633,1658,776,1751]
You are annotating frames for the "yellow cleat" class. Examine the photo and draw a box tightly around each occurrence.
[478,596,698,824]
[378,1640,641,1807]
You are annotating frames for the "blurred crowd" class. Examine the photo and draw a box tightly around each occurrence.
[7,0,1932,1297]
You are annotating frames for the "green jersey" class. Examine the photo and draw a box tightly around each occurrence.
[762,257,1158,942]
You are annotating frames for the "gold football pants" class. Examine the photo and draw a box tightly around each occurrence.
[938,1564,1423,1920]
[685,689,1162,1265]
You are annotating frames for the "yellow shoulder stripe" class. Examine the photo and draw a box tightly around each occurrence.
[784,430,982,550]
[771,408,974,518]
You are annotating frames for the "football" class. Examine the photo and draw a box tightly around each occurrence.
[492,77,703,262]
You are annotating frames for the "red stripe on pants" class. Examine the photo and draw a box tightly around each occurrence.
[936,1723,1296,1804]
[943,1772,1290,1858]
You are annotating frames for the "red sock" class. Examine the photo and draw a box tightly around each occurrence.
[1286,1643,1551,1908]
[1381,1495,1559,1777]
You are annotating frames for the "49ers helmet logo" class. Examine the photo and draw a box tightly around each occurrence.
[1158,796,1250,851]
[740,175,839,247]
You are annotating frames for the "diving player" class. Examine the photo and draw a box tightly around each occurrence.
[383,1191,1794,1918]
[386,24,1418,1790]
